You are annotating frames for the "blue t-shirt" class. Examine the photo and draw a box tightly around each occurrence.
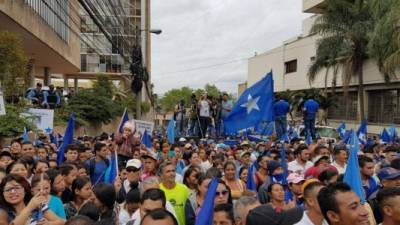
[48,195,66,219]
[304,99,319,114]
[273,100,290,117]
[86,159,108,185]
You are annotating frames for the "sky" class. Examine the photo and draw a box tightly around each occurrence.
[151,0,310,95]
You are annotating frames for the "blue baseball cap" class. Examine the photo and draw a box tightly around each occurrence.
[378,167,400,180]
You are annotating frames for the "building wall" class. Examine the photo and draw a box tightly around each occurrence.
[247,16,400,131]
[0,0,80,73]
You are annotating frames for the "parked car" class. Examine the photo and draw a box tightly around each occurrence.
[299,125,339,144]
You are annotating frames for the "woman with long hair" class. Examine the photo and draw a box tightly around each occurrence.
[0,174,64,225]
[183,165,201,192]
[64,176,93,219]
[31,173,66,220]
[185,174,211,225]
[222,161,246,200]
[6,161,29,180]
[47,169,65,199]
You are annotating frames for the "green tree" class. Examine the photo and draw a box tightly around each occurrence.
[64,75,123,126]
[0,31,29,100]
[160,87,193,112]
[0,104,36,138]
[369,0,400,79]
[309,0,375,120]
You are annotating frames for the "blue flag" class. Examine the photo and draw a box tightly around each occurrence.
[118,108,129,134]
[344,130,366,204]
[380,128,391,144]
[176,160,185,175]
[22,127,29,143]
[305,129,312,145]
[337,122,346,139]
[195,178,219,225]
[357,119,367,144]
[104,151,118,184]
[142,129,152,148]
[246,162,257,191]
[167,117,175,144]
[57,113,74,165]
[224,71,274,134]
[280,139,291,202]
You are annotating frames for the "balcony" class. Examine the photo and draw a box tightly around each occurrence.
[303,0,326,13]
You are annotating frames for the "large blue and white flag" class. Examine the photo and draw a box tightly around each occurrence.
[104,151,118,184]
[344,130,366,204]
[246,162,257,191]
[224,71,274,134]
[337,122,346,139]
[357,119,367,144]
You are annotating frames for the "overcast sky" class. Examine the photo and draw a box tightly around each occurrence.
[151,0,310,95]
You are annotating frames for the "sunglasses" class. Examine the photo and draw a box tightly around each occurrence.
[126,167,140,173]
[215,190,228,197]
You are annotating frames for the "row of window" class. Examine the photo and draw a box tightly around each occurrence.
[25,0,70,43]
[327,89,400,124]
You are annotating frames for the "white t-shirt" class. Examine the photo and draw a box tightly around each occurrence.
[331,161,347,174]
[199,100,210,117]
[295,211,329,225]
[128,202,177,225]
[288,160,313,176]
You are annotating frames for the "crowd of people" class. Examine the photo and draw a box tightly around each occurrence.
[0,118,399,225]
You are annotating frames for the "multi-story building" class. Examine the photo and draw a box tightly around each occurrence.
[247,0,400,133]
[0,0,81,84]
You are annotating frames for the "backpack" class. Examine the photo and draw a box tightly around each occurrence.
[89,157,110,182]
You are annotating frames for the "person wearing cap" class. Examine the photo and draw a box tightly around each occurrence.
[359,155,379,199]
[246,203,303,225]
[140,151,158,181]
[368,167,400,224]
[288,144,313,176]
[287,173,306,207]
[295,180,328,225]
[116,159,142,204]
[317,182,370,225]
[304,155,332,179]
[239,151,251,171]
[159,161,190,225]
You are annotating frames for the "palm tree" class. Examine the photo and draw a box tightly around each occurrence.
[309,0,375,121]
[369,0,400,79]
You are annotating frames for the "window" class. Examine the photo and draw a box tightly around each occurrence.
[327,92,358,120]
[285,60,297,74]
[368,89,400,124]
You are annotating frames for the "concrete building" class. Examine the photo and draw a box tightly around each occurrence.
[0,0,81,85]
[247,0,400,134]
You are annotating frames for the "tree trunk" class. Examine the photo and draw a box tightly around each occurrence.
[358,65,365,121]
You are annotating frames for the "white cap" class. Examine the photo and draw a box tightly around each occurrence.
[179,137,187,142]
[126,159,142,169]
